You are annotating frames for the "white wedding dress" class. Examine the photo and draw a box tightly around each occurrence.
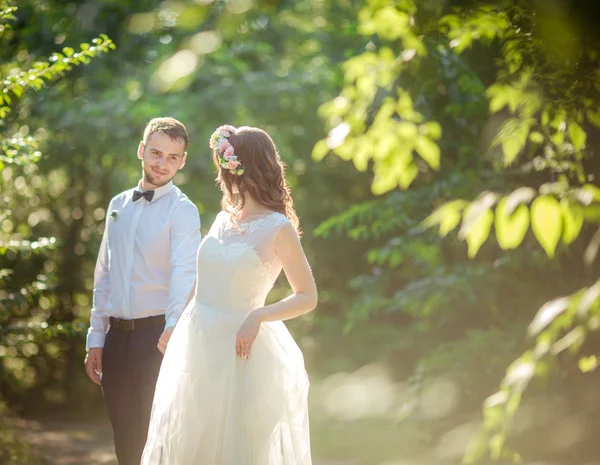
[141,211,311,465]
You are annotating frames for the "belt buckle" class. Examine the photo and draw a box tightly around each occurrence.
[122,319,135,331]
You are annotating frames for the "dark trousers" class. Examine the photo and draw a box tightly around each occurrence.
[102,324,163,465]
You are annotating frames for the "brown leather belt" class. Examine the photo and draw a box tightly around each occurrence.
[109,315,165,332]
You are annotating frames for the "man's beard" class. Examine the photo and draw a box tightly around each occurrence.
[143,167,173,189]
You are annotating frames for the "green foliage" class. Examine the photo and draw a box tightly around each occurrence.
[0,0,114,431]
[425,184,600,259]
[465,280,600,463]
[315,0,600,462]
[312,0,442,194]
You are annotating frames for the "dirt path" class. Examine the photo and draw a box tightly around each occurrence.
[17,418,351,465]
[16,418,116,465]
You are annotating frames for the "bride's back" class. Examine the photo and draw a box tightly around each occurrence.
[194,211,290,316]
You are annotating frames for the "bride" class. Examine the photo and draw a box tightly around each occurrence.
[141,125,317,465]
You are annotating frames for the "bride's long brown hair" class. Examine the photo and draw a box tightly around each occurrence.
[212,126,301,235]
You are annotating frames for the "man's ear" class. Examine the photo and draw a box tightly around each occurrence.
[179,152,187,169]
[137,141,145,160]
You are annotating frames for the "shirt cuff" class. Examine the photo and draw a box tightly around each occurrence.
[165,316,179,329]
[86,331,106,351]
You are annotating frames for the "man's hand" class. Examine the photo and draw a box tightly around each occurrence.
[157,327,175,354]
[85,347,103,385]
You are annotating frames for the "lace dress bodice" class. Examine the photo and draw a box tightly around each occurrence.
[193,211,290,316]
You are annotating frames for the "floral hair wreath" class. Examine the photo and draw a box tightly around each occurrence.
[209,125,245,176]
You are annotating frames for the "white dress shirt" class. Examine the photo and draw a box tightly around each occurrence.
[86,180,201,350]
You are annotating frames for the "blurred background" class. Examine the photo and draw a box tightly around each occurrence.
[2,0,600,464]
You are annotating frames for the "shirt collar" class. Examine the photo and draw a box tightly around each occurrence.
[136,179,174,203]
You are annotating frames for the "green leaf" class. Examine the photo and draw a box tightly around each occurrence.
[583,205,600,222]
[360,6,410,40]
[482,401,505,429]
[438,209,461,237]
[460,193,498,238]
[505,391,523,417]
[466,209,493,258]
[495,197,529,250]
[460,202,494,258]
[531,195,562,257]
[581,184,600,202]
[489,93,506,113]
[396,160,418,189]
[397,122,417,139]
[553,326,586,355]
[578,281,600,317]
[529,131,543,144]
[500,121,529,165]
[550,109,567,130]
[489,433,506,459]
[541,107,550,126]
[487,84,508,112]
[451,30,473,53]
[421,121,442,139]
[504,355,535,390]
[312,139,329,162]
[352,140,371,172]
[568,122,587,150]
[423,199,468,237]
[506,88,520,114]
[578,355,598,373]
[560,199,584,245]
[551,131,564,145]
[414,136,440,170]
[372,171,396,195]
[586,109,600,128]
[529,296,569,335]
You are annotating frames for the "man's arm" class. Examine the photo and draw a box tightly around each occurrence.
[166,200,201,328]
[85,199,114,385]
[86,199,114,350]
[157,200,200,354]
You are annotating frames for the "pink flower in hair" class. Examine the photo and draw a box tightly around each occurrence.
[219,140,231,152]
[223,146,235,159]
[227,158,241,170]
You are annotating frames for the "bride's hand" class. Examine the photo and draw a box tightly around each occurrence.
[236,310,263,359]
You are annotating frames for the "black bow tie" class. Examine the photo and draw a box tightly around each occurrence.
[133,189,155,202]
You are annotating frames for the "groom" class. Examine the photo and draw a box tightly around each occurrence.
[84,117,201,465]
